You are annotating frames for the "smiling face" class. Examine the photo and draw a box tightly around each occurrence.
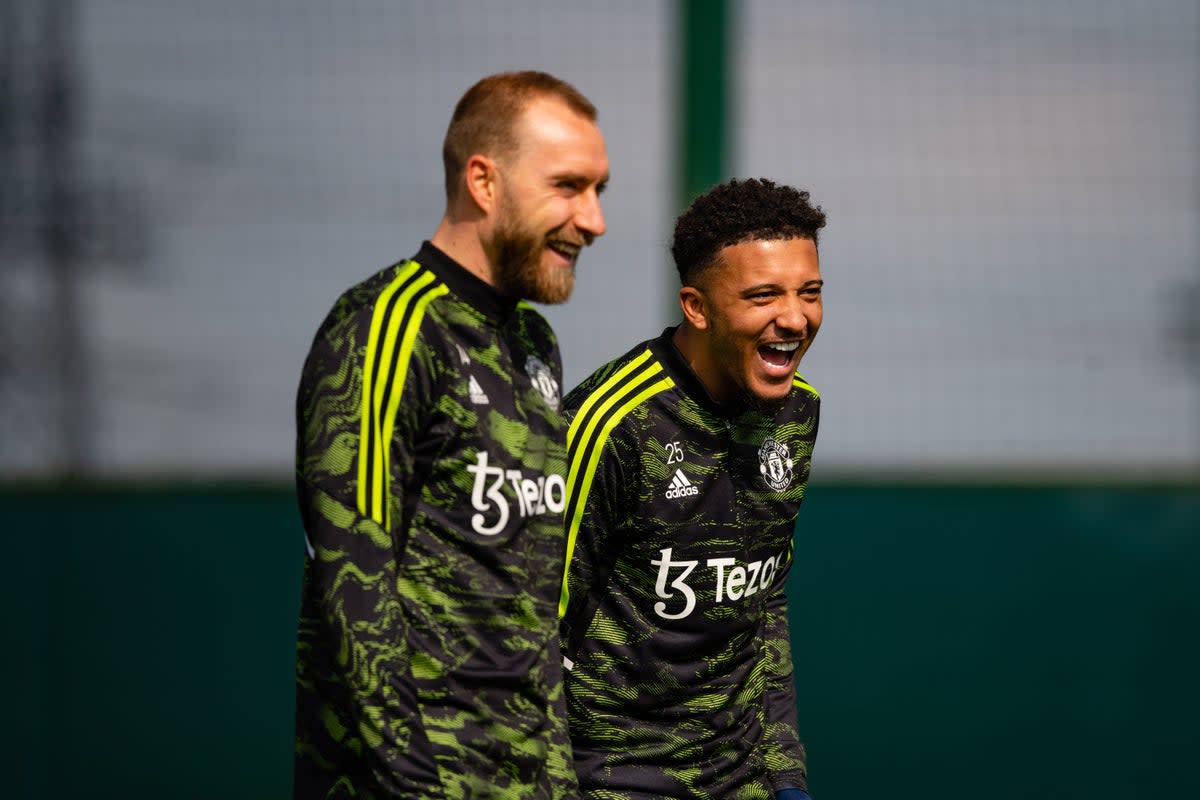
[487,96,609,303]
[678,237,823,407]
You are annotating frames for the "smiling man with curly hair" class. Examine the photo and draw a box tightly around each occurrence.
[558,178,828,800]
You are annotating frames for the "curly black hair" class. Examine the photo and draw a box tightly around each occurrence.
[671,178,827,286]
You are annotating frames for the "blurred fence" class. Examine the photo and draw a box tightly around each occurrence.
[1,0,1196,480]
[738,0,1200,477]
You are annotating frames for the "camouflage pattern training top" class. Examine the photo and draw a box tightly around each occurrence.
[294,242,576,799]
[559,328,820,800]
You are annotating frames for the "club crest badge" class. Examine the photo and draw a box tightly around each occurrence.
[525,355,560,411]
[758,436,794,491]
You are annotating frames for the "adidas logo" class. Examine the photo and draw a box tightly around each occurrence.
[664,468,699,500]
[468,374,489,405]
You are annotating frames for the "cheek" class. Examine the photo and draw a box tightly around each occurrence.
[708,318,743,359]
[535,198,571,228]
[736,308,775,340]
[508,192,548,230]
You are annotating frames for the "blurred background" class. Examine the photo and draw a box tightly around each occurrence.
[3,0,1197,797]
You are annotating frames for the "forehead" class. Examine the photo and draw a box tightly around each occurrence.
[510,97,609,174]
[712,237,821,287]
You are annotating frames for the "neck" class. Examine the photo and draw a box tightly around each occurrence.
[671,323,728,403]
[431,216,496,287]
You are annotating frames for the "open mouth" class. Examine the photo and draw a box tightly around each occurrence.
[546,240,581,265]
[757,340,800,370]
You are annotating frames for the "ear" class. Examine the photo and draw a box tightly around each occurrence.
[464,154,498,214]
[678,286,709,331]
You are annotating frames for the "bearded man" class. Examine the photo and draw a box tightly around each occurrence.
[293,71,608,799]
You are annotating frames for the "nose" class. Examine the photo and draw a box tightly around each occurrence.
[776,295,809,335]
[574,187,606,241]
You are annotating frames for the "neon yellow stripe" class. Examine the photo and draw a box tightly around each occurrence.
[563,353,662,532]
[792,372,820,398]
[357,261,421,519]
[558,371,675,617]
[369,270,439,520]
[566,348,655,451]
[566,359,663,503]
[379,282,448,528]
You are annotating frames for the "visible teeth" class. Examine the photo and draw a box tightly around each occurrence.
[765,341,799,353]
[549,242,581,257]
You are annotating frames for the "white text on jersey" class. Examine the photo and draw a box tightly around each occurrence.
[649,546,786,620]
[466,450,565,536]
[664,469,699,500]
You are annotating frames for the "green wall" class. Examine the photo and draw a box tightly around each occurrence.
[791,485,1199,799]
[5,484,1197,799]
[7,487,302,799]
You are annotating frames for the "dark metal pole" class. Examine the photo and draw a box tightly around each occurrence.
[678,0,732,212]
[673,0,733,321]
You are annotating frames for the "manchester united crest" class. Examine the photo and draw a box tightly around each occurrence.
[758,436,794,491]
[525,355,560,411]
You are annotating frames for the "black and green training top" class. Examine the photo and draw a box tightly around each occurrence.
[294,242,576,799]
[559,328,820,800]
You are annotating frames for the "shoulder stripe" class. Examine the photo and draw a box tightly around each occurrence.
[558,349,675,617]
[356,261,448,527]
[793,372,820,398]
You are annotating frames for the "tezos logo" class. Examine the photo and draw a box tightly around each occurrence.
[525,355,560,411]
[466,451,565,536]
[758,436,794,491]
[650,546,787,620]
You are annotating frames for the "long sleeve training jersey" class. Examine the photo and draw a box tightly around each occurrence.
[559,328,820,800]
[294,242,576,799]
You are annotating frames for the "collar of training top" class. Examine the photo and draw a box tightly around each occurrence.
[650,325,761,419]
[415,240,521,324]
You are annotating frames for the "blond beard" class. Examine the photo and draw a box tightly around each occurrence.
[492,200,577,305]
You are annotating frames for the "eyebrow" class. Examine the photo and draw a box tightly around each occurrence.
[740,279,824,294]
[551,170,610,185]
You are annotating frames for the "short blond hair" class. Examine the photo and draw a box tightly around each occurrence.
[441,71,597,201]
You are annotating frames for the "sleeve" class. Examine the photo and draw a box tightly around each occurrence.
[759,560,810,794]
[295,305,447,797]
[558,399,629,658]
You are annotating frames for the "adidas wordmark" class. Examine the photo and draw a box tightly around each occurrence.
[665,468,699,499]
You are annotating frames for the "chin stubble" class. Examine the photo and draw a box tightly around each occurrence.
[739,386,789,415]
[494,224,576,305]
